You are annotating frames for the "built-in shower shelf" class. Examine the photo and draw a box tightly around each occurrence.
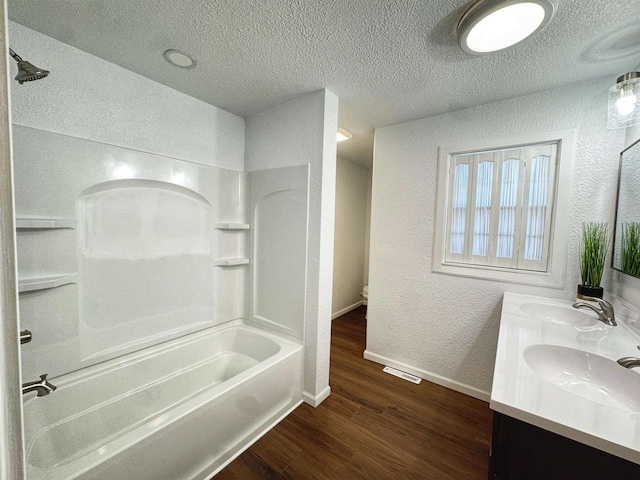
[18,273,77,293]
[214,223,250,230]
[213,258,250,266]
[16,217,76,229]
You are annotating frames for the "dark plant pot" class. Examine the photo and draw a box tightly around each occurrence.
[577,284,603,299]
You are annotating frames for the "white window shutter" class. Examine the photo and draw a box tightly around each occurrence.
[444,142,557,273]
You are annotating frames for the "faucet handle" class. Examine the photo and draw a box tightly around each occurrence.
[595,298,613,314]
[20,330,32,344]
[581,296,612,311]
[39,374,49,382]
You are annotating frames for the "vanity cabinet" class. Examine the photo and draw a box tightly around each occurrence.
[489,412,640,479]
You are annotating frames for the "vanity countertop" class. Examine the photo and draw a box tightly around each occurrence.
[492,292,640,464]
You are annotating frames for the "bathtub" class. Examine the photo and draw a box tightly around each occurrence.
[23,320,303,480]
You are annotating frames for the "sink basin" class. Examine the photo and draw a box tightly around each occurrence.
[519,303,599,327]
[523,344,640,412]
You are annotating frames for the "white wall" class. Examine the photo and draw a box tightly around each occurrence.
[364,168,372,285]
[245,89,338,406]
[332,156,369,318]
[8,21,245,170]
[368,78,626,397]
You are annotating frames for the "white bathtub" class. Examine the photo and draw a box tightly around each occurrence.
[23,321,303,480]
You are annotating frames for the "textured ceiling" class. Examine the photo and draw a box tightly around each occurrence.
[8,0,640,167]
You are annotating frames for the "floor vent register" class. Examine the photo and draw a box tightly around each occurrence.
[383,366,421,384]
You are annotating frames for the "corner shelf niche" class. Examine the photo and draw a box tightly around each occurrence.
[214,223,250,230]
[16,217,76,230]
[214,258,250,267]
[18,273,77,293]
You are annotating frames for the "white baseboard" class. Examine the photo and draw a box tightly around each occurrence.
[363,350,490,402]
[302,386,331,407]
[331,301,363,320]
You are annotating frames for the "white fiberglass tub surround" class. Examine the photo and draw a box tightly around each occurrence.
[23,321,302,480]
[14,129,310,479]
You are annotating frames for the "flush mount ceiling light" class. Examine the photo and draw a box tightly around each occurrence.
[457,0,555,55]
[608,72,640,129]
[163,49,197,69]
[337,128,352,142]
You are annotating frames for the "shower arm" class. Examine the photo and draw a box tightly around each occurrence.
[8,48,23,62]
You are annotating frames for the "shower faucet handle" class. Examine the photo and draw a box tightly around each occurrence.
[20,330,32,344]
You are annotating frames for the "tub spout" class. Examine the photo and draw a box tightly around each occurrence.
[22,374,56,397]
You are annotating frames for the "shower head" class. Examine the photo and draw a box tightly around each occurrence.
[8,48,49,84]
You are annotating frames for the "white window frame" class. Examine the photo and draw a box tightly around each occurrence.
[432,129,575,288]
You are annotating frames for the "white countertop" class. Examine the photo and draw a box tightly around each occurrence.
[491,292,640,464]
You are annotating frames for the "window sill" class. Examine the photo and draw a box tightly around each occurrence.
[432,262,564,289]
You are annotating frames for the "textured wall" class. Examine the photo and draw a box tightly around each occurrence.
[332,157,369,316]
[9,21,245,170]
[245,89,338,402]
[369,78,626,396]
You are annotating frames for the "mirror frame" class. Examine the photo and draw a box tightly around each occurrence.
[612,137,640,276]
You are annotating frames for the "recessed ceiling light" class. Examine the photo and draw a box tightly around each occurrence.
[163,49,197,69]
[458,0,555,55]
[337,128,352,142]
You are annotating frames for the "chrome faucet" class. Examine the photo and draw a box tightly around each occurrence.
[618,357,640,369]
[22,374,56,397]
[618,346,640,369]
[572,297,616,327]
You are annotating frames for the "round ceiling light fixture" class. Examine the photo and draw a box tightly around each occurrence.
[163,49,197,69]
[457,0,555,55]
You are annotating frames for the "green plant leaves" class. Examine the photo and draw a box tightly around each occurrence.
[579,222,610,287]
[621,222,640,277]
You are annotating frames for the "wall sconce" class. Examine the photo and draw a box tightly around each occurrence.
[608,72,640,129]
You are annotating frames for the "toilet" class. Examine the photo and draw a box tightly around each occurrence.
[362,285,368,318]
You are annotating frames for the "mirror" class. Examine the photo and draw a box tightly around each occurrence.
[613,138,640,278]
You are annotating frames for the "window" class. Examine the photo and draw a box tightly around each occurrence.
[433,130,575,288]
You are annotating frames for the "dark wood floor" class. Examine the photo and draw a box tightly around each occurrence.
[217,306,493,479]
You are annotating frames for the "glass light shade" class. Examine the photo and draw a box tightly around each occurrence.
[466,3,545,53]
[458,0,555,55]
[608,73,640,129]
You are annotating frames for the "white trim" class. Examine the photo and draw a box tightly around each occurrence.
[302,386,331,407]
[196,399,303,480]
[331,300,363,319]
[363,350,490,402]
[0,1,26,477]
[433,128,575,288]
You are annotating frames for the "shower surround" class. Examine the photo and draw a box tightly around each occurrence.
[14,125,309,479]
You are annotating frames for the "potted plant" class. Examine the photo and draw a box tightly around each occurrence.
[621,222,640,277]
[578,222,609,299]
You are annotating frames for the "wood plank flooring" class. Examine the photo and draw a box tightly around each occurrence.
[216,307,493,479]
